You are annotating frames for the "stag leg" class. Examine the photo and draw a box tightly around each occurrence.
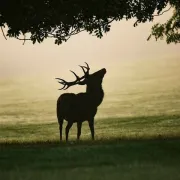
[88,119,94,140]
[59,120,63,141]
[65,122,73,141]
[77,122,82,140]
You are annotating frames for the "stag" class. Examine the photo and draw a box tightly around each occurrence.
[56,62,106,141]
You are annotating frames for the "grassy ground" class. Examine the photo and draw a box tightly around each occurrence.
[1,58,180,179]
[1,115,180,143]
[0,115,180,180]
[0,139,180,180]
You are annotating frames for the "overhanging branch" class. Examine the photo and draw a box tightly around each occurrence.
[1,26,7,40]
[153,6,172,17]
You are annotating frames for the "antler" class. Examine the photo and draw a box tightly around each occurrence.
[55,62,90,90]
[79,62,90,76]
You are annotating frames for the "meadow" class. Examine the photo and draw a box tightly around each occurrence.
[0,58,180,180]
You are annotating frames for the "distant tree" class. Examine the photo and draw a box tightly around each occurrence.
[0,0,179,45]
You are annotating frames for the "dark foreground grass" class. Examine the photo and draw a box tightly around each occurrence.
[0,139,180,180]
[1,115,180,180]
[0,115,180,180]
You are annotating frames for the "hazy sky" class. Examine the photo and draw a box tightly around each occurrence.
[0,10,179,80]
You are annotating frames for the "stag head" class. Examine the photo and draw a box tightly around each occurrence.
[55,62,106,90]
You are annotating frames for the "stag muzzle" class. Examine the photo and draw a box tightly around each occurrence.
[102,68,107,75]
[96,68,106,78]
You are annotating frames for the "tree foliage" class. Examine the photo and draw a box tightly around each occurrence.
[0,0,179,45]
[148,4,180,44]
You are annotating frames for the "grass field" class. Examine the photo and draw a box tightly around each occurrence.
[0,58,180,180]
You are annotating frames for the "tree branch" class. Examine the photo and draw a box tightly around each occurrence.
[16,37,31,43]
[153,6,172,17]
[1,26,7,40]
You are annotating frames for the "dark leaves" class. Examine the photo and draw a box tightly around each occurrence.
[0,0,179,44]
[148,6,180,44]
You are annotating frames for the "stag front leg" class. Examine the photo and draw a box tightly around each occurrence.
[77,122,82,140]
[88,118,94,140]
[65,122,73,141]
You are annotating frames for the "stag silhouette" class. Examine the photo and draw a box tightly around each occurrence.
[56,63,106,141]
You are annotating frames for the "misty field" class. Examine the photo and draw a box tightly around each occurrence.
[0,58,180,180]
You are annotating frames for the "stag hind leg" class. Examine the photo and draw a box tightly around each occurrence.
[57,118,64,141]
[59,120,63,141]
[65,121,73,141]
[77,122,82,140]
[88,118,94,140]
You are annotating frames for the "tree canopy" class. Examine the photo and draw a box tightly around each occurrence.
[0,0,179,45]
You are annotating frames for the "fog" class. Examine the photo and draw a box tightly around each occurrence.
[0,10,179,81]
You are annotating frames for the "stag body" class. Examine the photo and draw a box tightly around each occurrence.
[56,63,106,141]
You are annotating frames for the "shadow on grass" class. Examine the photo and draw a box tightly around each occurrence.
[1,135,180,148]
[0,137,180,172]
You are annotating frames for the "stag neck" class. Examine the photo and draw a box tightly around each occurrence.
[86,85,104,107]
